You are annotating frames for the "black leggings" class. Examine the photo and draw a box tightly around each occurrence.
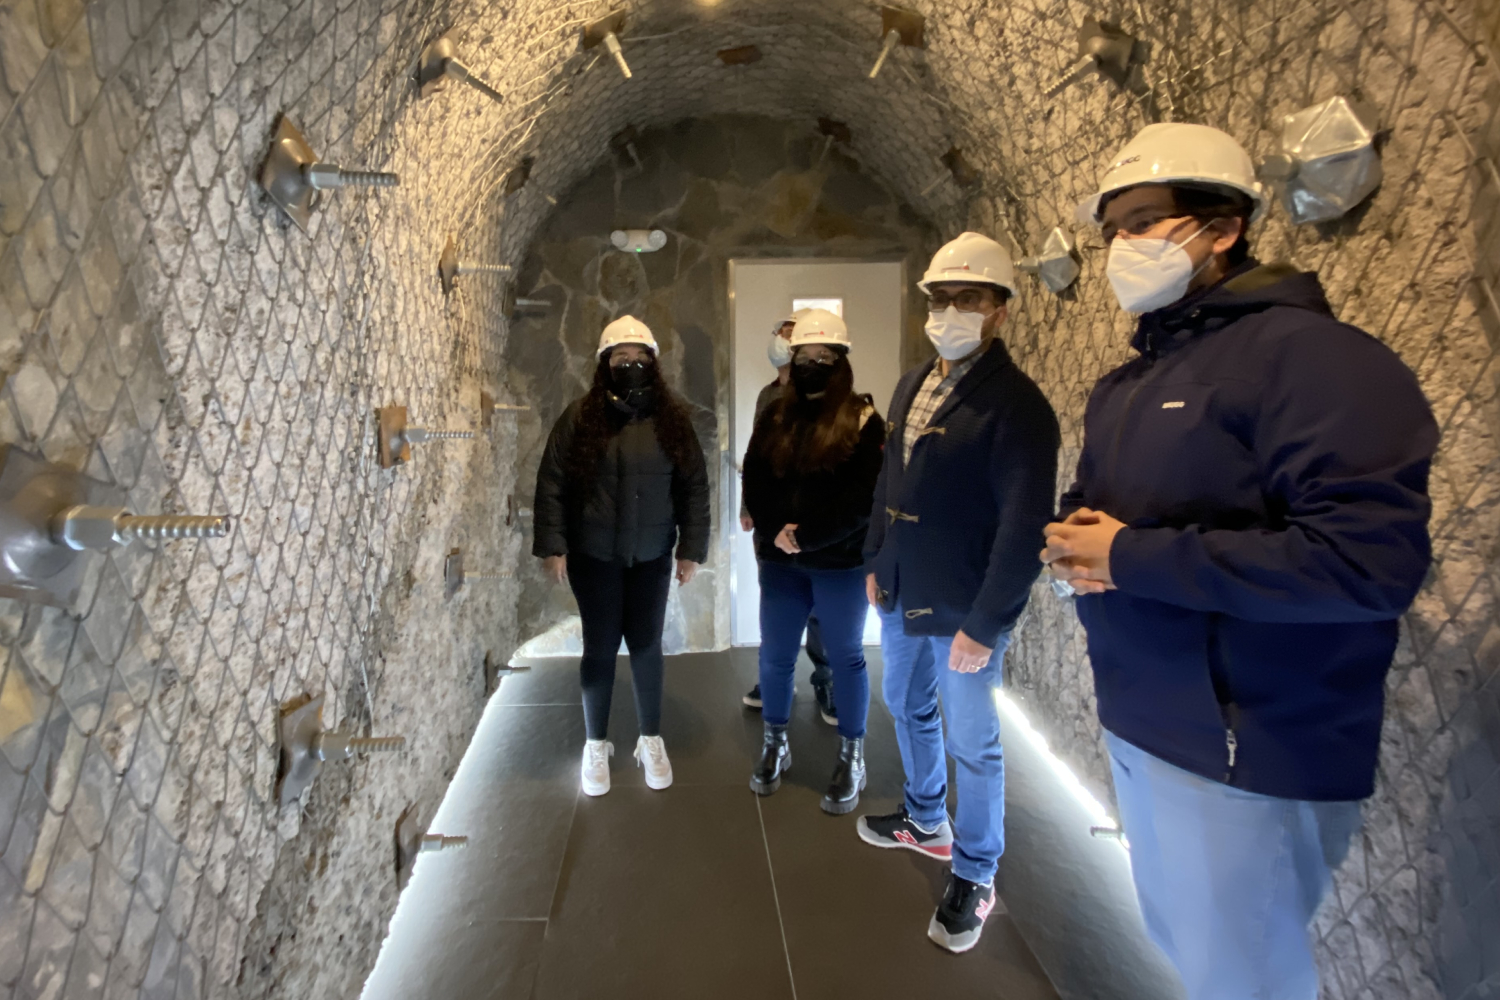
[567,552,674,740]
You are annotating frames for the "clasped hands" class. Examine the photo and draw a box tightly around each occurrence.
[1040,508,1126,595]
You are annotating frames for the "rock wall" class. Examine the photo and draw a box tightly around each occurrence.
[2,0,1497,998]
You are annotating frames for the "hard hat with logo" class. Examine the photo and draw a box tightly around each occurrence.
[597,315,658,357]
[918,232,1017,295]
[788,308,851,352]
[1076,122,1268,226]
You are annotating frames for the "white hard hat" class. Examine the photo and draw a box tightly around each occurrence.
[772,309,807,334]
[918,232,1017,295]
[597,316,658,357]
[1076,122,1268,226]
[788,308,851,352]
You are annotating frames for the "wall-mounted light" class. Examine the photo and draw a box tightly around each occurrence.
[416,35,505,105]
[1260,96,1383,225]
[1043,17,1138,98]
[868,6,926,79]
[610,229,668,253]
[583,10,632,80]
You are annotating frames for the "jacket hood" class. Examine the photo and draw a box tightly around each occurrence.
[1131,259,1336,356]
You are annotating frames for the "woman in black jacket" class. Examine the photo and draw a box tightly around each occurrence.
[742,309,885,814]
[533,316,710,798]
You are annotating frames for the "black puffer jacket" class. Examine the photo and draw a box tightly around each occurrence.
[533,398,710,565]
[742,399,885,571]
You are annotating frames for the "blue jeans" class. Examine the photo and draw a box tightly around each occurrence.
[878,604,1010,885]
[758,562,870,740]
[1107,732,1362,1000]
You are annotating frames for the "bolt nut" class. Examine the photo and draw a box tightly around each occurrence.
[305,162,343,189]
[55,506,127,550]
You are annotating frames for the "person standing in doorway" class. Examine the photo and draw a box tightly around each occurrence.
[533,316,711,798]
[740,310,837,726]
[1042,123,1437,1000]
[858,233,1060,954]
[742,309,884,814]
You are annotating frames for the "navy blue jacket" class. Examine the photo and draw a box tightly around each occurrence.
[865,339,1060,648]
[1062,261,1437,802]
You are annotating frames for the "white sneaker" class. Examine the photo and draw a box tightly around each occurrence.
[634,735,673,790]
[581,740,614,796]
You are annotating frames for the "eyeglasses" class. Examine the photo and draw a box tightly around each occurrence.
[926,289,991,312]
[1101,214,1194,244]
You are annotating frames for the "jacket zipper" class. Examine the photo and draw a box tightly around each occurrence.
[1206,614,1240,784]
[1106,332,1156,486]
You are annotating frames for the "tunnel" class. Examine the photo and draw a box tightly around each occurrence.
[1,0,1499,997]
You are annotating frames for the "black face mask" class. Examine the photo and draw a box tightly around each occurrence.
[610,360,654,391]
[790,360,836,397]
[608,360,656,415]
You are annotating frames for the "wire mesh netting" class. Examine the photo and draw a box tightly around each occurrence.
[0,0,1496,997]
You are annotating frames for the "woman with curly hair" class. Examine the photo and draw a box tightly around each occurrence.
[533,317,710,797]
[742,309,885,815]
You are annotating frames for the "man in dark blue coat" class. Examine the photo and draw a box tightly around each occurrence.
[856,232,1060,954]
[1043,123,1438,1000]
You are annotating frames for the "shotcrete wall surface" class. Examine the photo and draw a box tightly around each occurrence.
[1,0,1497,998]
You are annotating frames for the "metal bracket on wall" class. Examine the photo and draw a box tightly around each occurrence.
[276,694,406,808]
[484,650,531,693]
[1043,17,1139,98]
[258,116,399,233]
[582,10,631,79]
[443,548,511,598]
[376,406,476,469]
[921,148,980,197]
[416,35,505,104]
[395,805,470,890]
[868,6,926,78]
[1260,96,1384,225]
[438,236,513,295]
[1017,228,1081,293]
[0,446,231,607]
[479,392,530,432]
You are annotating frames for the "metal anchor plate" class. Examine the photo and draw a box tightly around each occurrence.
[0,447,126,607]
[259,116,320,233]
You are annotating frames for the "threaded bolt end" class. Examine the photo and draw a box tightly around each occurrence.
[348,736,407,753]
[419,834,468,852]
[426,431,475,441]
[341,170,400,188]
[1044,55,1096,98]
[464,572,511,581]
[458,262,513,276]
[118,515,231,541]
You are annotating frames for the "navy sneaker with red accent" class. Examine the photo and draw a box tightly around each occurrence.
[928,872,999,954]
[855,806,953,860]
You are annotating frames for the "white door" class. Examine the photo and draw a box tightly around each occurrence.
[729,260,905,647]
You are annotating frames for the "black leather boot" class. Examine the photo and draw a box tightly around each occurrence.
[820,737,866,815]
[749,723,791,795]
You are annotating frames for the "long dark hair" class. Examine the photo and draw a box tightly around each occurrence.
[757,353,871,476]
[565,353,700,485]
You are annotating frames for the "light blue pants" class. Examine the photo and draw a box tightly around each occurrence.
[1106,732,1363,1000]
[878,604,1011,885]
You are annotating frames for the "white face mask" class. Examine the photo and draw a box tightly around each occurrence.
[1105,224,1212,314]
[767,334,792,369]
[925,306,987,361]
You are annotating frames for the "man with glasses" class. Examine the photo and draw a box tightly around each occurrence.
[1042,123,1437,999]
[858,232,1059,953]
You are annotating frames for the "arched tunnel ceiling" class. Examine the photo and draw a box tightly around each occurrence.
[415,0,1491,281]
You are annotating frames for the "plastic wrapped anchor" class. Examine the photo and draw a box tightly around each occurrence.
[1260,96,1382,225]
[1017,228,1081,294]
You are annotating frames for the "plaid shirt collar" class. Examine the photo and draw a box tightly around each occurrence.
[902,345,986,466]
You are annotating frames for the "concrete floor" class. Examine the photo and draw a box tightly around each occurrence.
[359,649,1183,1000]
